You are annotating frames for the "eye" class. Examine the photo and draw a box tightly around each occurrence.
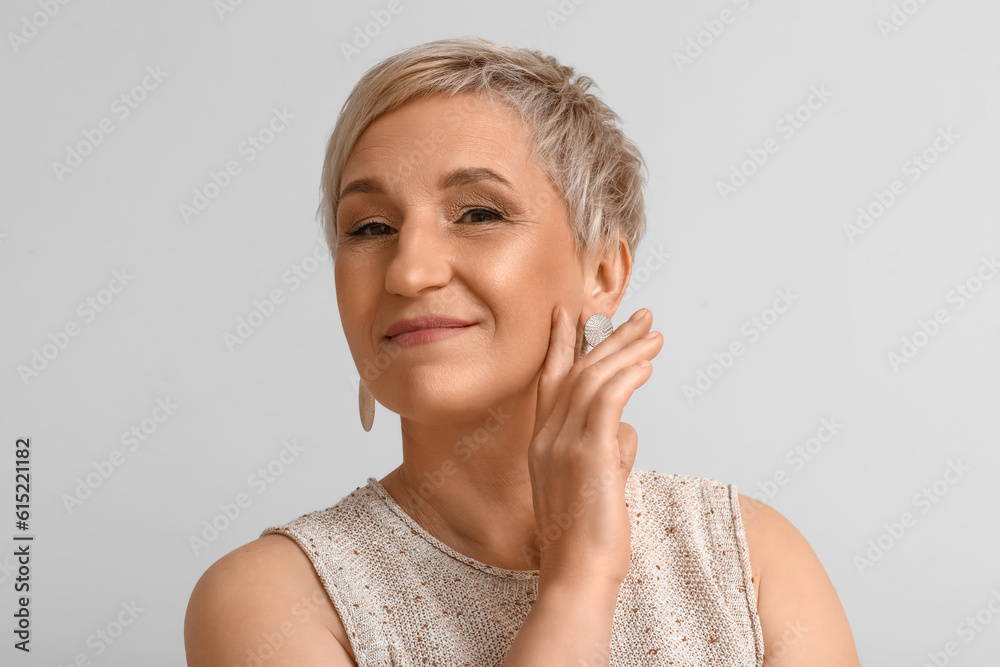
[346,221,394,237]
[459,207,504,224]
[345,207,505,238]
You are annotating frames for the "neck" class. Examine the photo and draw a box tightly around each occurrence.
[379,390,544,571]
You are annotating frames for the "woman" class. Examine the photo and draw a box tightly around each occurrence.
[184,36,860,666]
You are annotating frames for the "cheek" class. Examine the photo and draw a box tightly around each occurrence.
[469,228,580,320]
[335,260,380,342]
[475,226,555,283]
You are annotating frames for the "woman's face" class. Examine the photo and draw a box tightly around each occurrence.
[334,92,591,422]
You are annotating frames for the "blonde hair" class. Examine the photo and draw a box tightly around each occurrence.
[320,35,648,262]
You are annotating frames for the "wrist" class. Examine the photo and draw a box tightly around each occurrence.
[538,572,623,605]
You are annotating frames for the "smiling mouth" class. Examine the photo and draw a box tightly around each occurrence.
[386,324,476,347]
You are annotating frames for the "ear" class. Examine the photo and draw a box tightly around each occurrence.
[580,235,633,326]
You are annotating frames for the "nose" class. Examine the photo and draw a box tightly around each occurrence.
[383,213,452,297]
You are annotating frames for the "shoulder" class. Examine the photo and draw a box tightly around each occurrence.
[734,493,826,605]
[629,467,734,516]
[184,533,354,665]
[735,494,778,604]
[630,467,729,496]
[734,494,861,666]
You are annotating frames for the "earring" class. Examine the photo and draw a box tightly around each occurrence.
[581,313,613,356]
[359,381,375,431]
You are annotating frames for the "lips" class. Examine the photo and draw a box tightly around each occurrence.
[385,316,476,339]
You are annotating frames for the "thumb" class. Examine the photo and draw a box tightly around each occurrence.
[616,422,638,471]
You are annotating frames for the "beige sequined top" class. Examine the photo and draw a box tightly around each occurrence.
[260,467,764,666]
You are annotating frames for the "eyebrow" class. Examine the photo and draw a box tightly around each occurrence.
[338,167,515,201]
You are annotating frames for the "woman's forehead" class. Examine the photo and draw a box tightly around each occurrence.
[354,95,526,158]
[341,97,540,194]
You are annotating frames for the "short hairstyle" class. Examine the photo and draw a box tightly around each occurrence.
[320,35,648,263]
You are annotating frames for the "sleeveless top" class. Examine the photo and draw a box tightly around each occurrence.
[259,467,764,666]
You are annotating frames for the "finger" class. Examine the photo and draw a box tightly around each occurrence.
[534,305,578,437]
[577,308,653,370]
[547,310,589,431]
[561,330,662,437]
[583,361,655,445]
[574,309,585,360]
[554,309,651,435]
[616,422,638,471]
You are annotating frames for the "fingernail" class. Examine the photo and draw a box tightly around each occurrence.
[643,331,660,340]
[632,308,650,322]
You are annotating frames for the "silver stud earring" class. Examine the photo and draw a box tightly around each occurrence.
[359,381,375,432]
[581,313,613,356]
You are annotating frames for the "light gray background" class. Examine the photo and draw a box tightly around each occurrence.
[2,0,998,664]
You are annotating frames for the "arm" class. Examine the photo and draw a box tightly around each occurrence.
[738,495,861,666]
[501,577,622,667]
[495,303,660,666]
[184,535,356,667]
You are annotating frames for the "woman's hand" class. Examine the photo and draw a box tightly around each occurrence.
[528,306,663,591]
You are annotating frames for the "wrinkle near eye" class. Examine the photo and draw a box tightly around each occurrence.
[443,186,524,219]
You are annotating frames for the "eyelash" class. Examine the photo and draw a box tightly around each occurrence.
[345,207,505,237]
